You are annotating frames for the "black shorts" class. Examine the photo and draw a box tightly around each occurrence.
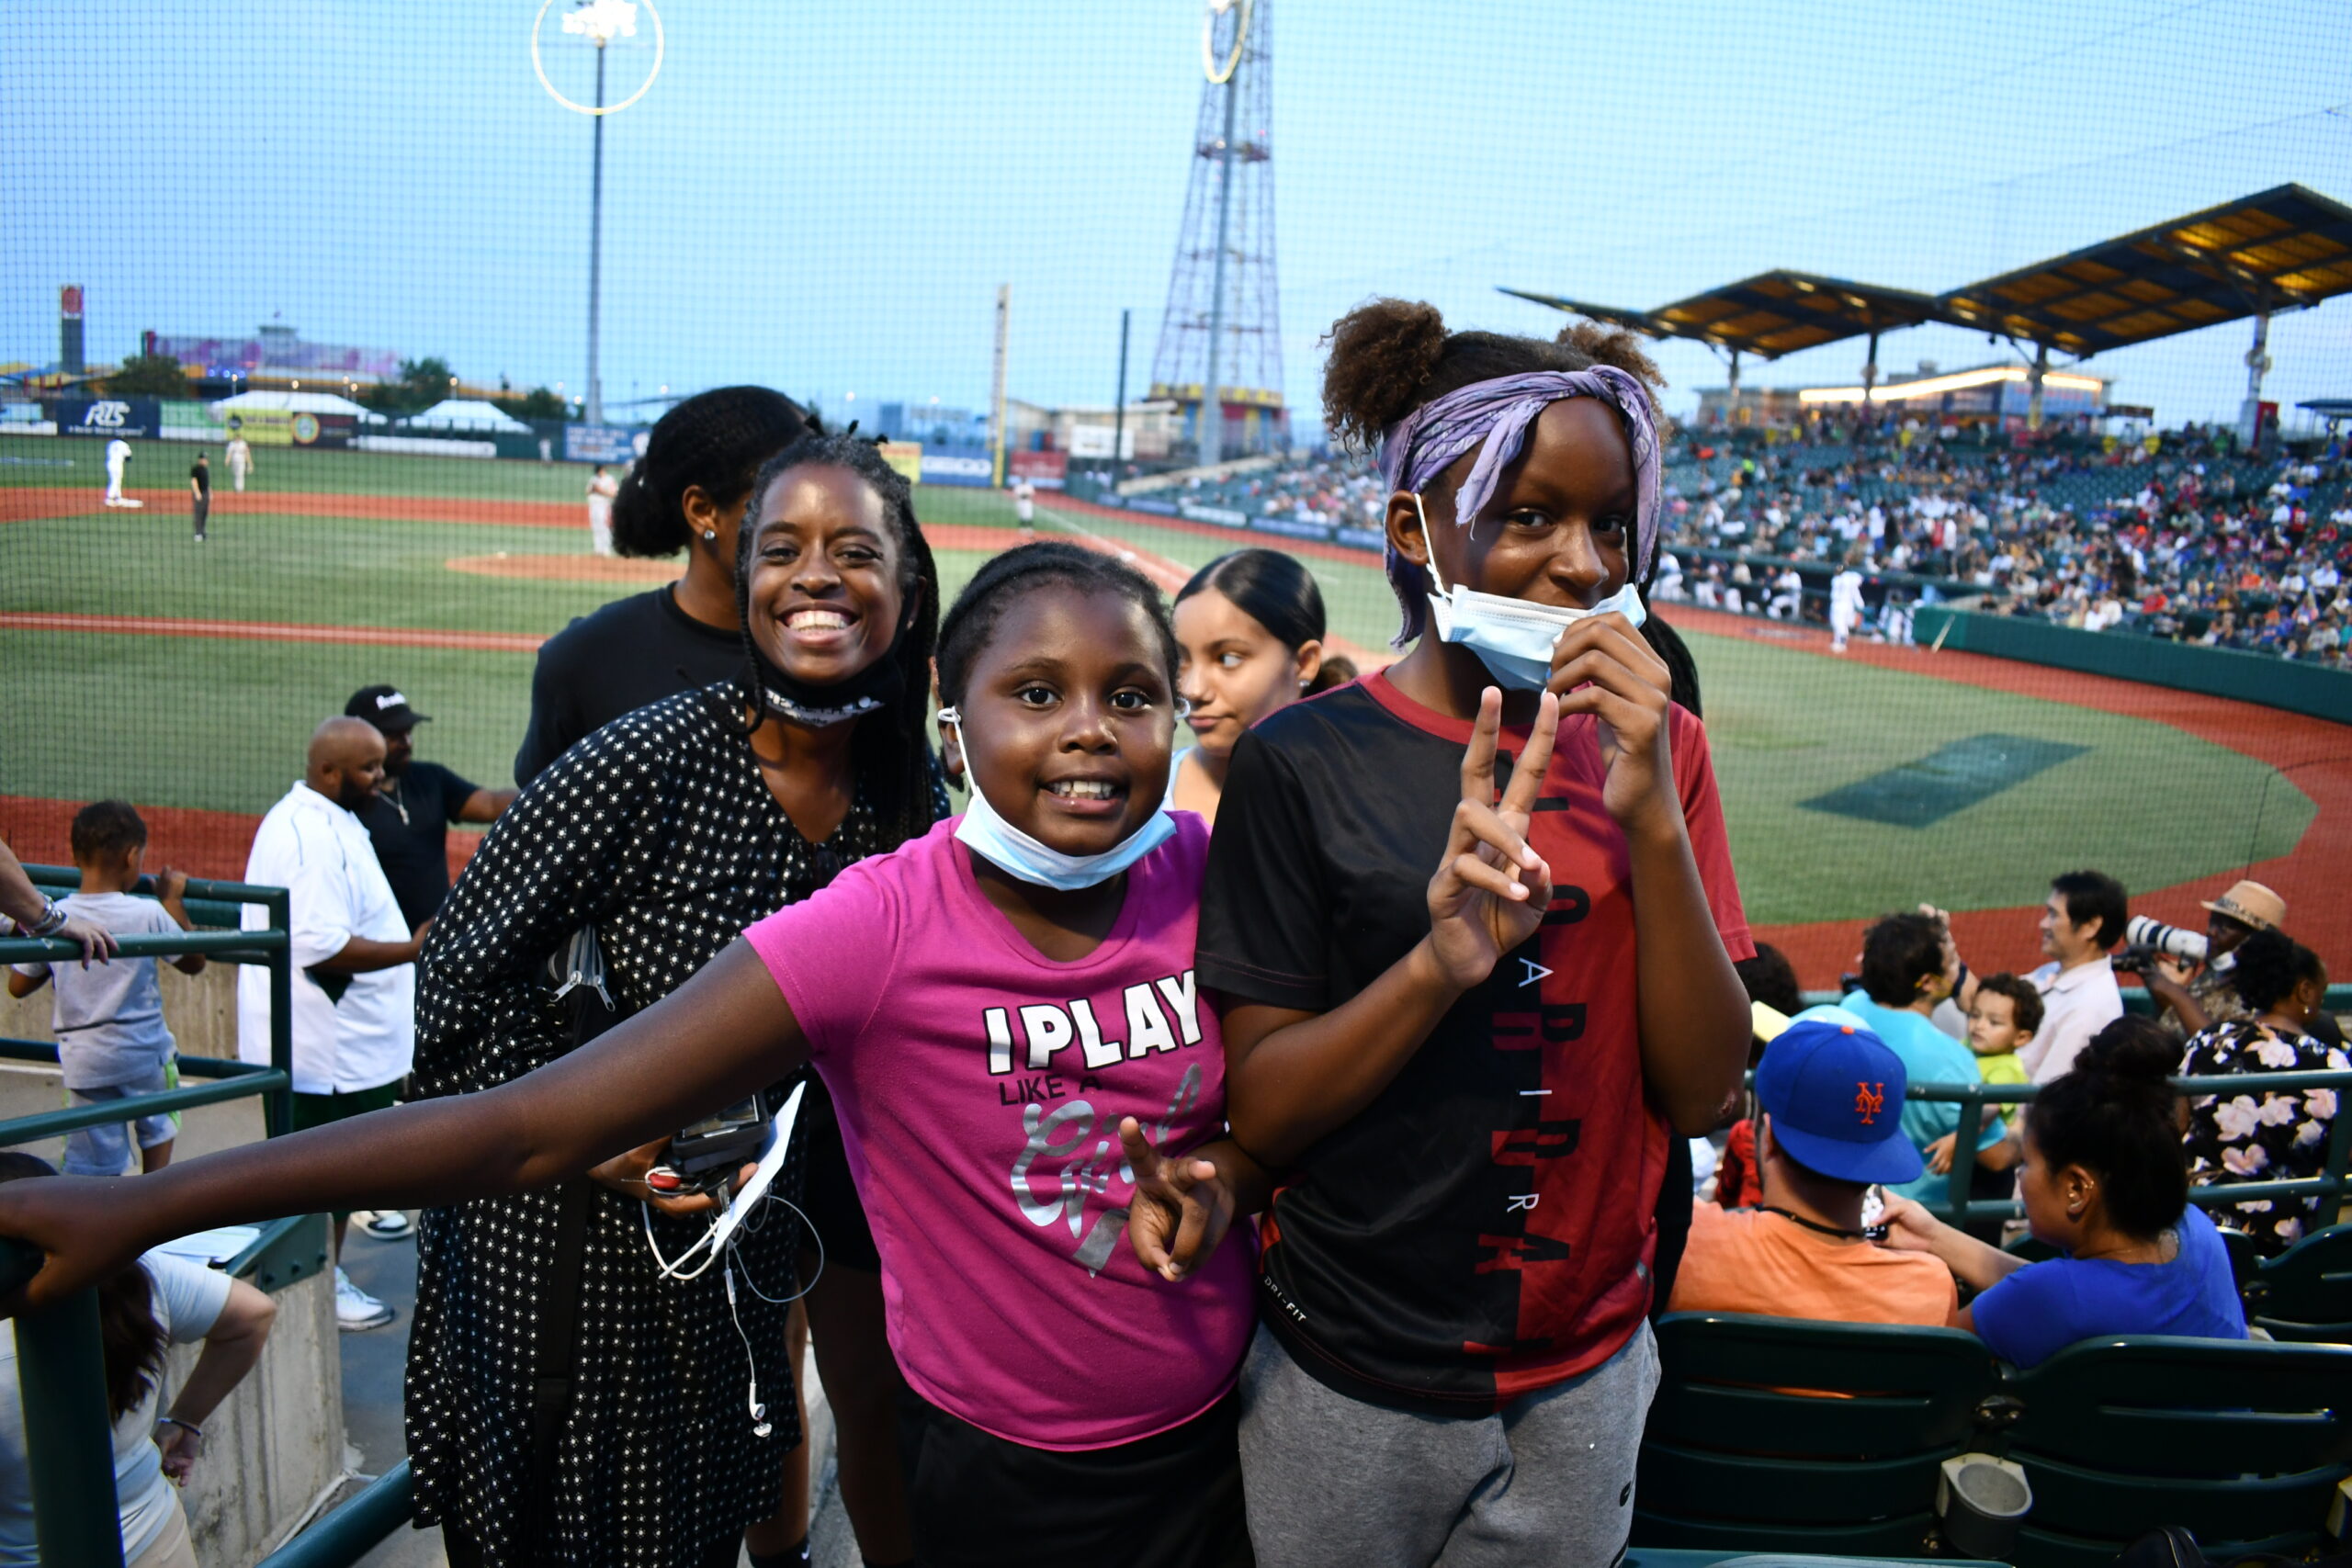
[798,1072,882,1274]
[896,1385,1253,1568]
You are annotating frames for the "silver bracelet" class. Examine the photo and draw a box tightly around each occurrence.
[28,897,69,939]
[154,1415,204,1439]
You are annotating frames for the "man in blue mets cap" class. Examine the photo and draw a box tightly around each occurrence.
[1668,1009,1959,1325]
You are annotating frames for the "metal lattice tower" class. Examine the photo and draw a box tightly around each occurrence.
[1150,0,1283,465]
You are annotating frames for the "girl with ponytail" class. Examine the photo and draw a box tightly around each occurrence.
[1882,1016,2248,1365]
[1193,299,1755,1562]
[514,386,808,784]
[1170,547,1357,825]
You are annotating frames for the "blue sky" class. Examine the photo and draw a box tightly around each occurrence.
[6,0,2348,429]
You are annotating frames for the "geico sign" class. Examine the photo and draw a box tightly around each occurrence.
[80,401,130,427]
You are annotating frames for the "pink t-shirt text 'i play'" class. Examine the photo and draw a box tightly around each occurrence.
[744,812,1255,1450]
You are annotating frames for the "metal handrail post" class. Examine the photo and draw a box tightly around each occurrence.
[267,885,294,1139]
[1937,1083,1987,1224]
[13,1264,125,1568]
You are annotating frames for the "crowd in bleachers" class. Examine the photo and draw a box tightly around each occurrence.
[1167,420,2352,665]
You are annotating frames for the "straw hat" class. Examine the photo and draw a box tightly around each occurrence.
[2199,880,2286,931]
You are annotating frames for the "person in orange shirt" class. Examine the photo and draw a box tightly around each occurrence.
[1671,1012,1957,1326]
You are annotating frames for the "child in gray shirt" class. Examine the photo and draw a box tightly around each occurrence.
[7,803,205,1174]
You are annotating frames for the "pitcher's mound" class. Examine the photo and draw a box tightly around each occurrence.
[447,553,683,582]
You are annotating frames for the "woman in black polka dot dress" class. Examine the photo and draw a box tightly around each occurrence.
[405,431,944,1568]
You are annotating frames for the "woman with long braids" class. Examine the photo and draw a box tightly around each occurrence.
[512,385,808,786]
[401,431,939,1568]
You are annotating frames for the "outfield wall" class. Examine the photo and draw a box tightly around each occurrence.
[1913,606,2352,726]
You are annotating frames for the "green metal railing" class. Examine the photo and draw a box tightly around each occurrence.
[0,869,299,1568]
[1907,1067,2352,1228]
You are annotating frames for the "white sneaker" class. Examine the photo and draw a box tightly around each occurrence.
[334,1267,395,1332]
[353,1209,414,1241]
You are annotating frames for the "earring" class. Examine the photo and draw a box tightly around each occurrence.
[703,528,717,541]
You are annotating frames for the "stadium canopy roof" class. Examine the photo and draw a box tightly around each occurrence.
[404,399,530,433]
[1936,184,2352,356]
[211,389,386,423]
[1499,271,1944,360]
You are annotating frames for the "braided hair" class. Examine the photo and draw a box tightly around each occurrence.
[734,431,941,850]
[937,541,1178,708]
[1318,299,1702,712]
[610,386,808,558]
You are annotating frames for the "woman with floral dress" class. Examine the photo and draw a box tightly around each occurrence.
[2180,928,2346,1257]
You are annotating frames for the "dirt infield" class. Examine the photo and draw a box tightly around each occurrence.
[1664,603,2352,982]
[0,795,478,886]
[448,553,683,582]
[2,487,586,529]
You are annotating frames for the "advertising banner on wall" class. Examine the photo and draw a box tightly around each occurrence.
[920,447,994,488]
[878,442,923,486]
[217,407,356,448]
[1007,449,1068,489]
[47,399,164,439]
[565,424,647,464]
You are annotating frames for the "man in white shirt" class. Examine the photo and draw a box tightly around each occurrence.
[1827,561,1866,650]
[239,716,429,1330]
[225,433,254,492]
[1949,871,2126,1085]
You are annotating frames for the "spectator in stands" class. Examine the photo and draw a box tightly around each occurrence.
[345,686,516,930]
[1170,548,1356,825]
[6,802,206,1176]
[0,1152,277,1568]
[0,833,116,963]
[1948,869,2127,1083]
[239,716,428,1332]
[1713,943,1804,1211]
[1671,1015,1956,1326]
[2140,879,2285,1037]
[1881,1018,2247,1367]
[405,432,939,1568]
[2181,929,2346,1256]
[514,386,809,784]
[1839,912,2012,1204]
[1926,973,2039,1244]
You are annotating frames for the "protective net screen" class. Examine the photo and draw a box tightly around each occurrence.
[4,1,2349,987]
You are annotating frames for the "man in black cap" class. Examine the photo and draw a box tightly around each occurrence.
[345,686,516,931]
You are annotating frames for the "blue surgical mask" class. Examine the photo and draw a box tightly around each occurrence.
[936,707,1177,891]
[1418,493,1647,692]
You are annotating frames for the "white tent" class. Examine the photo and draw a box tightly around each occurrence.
[209,389,387,423]
[404,399,531,434]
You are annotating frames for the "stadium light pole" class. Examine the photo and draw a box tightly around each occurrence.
[1113,307,1131,489]
[533,0,665,434]
[1196,0,1250,469]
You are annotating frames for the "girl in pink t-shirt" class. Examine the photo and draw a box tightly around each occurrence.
[1,543,1262,1568]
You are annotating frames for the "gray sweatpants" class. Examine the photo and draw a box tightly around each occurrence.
[1238,1319,1659,1568]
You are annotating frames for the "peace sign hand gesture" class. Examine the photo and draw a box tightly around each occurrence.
[1426,688,1559,992]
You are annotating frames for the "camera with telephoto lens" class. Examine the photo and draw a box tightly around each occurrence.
[2115,915,2209,975]
[654,1093,771,1196]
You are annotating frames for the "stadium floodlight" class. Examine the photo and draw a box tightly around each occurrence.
[531,0,665,430]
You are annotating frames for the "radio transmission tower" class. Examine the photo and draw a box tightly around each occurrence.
[1150,0,1284,467]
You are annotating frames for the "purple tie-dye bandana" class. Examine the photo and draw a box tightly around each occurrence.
[1374,367,1662,644]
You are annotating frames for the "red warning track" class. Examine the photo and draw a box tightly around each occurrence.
[0,795,476,886]
[1660,603,2352,983]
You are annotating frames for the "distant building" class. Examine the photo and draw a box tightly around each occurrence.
[143,322,399,390]
[1696,360,2112,430]
[875,400,983,445]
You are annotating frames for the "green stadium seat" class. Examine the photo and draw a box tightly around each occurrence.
[1633,1313,2005,1554]
[1996,1335,2352,1568]
[2245,1222,2352,1343]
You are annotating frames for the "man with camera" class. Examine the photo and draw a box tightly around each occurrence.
[1940,870,2128,1085]
[2127,880,2292,1037]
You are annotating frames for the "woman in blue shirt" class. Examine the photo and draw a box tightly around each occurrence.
[1880,1017,2245,1367]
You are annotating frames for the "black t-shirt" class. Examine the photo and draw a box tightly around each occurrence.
[514,585,744,784]
[1196,671,1750,1416]
[360,760,481,929]
[190,462,209,497]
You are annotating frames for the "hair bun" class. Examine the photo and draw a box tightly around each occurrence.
[2075,1016,2180,1089]
[1321,298,1449,449]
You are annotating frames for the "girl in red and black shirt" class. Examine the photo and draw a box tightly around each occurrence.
[1199,302,1753,1567]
